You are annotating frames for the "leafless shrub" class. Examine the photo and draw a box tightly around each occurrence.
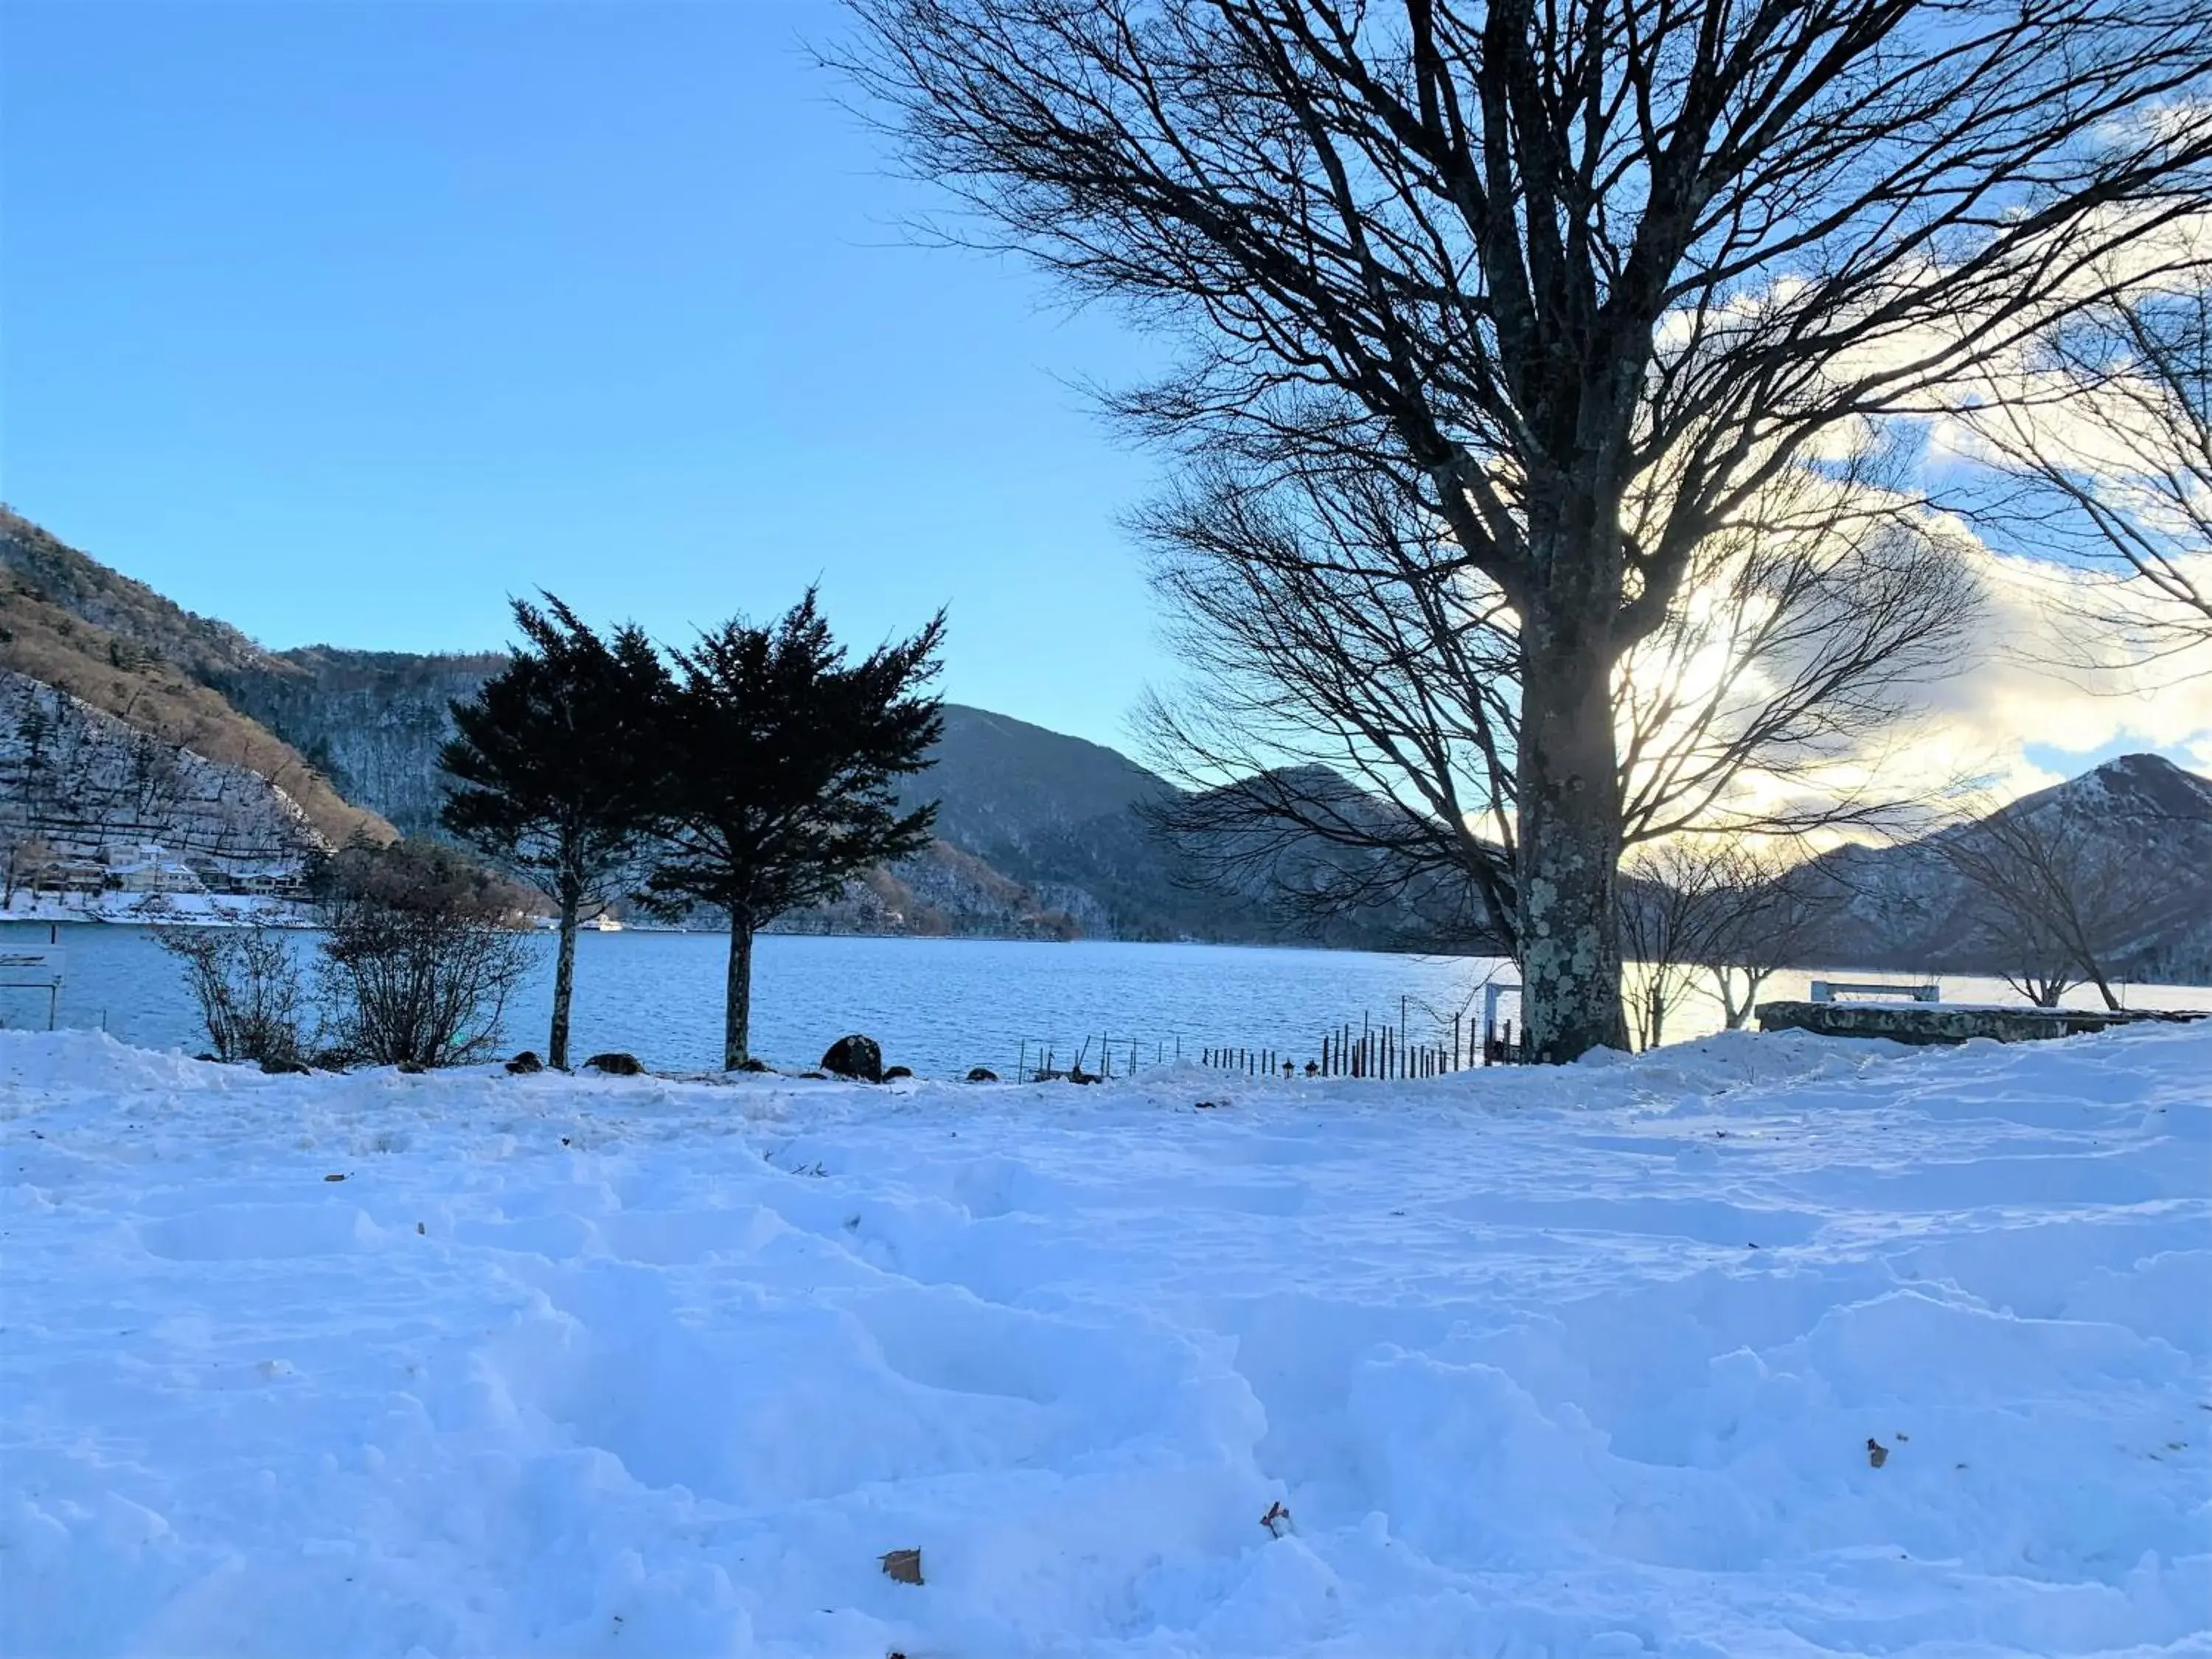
[156,922,309,1067]
[314,840,533,1068]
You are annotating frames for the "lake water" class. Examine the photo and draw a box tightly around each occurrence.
[3,921,2204,1077]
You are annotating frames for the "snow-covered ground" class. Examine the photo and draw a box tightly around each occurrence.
[1,891,311,928]
[2,1026,2206,1658]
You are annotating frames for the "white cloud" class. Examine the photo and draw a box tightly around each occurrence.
[1821,543,2211,815]
[1647,533,2212,856]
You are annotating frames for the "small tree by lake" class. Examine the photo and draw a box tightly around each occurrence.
[156,922,309,1068]
[1621,838,1842,1044]
[441,597,670,1069]
[1701,846,1840,1032]
[1936,802,2160,1010]
[316,839,534,1068]
[644,592,944,1069]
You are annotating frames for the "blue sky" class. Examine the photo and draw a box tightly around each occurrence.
[2,0,2203,786]
[0,0,1166,750]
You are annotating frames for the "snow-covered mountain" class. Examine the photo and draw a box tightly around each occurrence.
[1804,753,2212,981]
[0,670,327,895]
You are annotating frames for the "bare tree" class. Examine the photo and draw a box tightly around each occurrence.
[1134,462,1521,950]
[1138,442,1974,961]
[1935,800,2166,1008]
[1618,841,1727,1048]
[1699,843,1840,1029]
[1618,835,1843,1045]
[1957,279,2212,666]
[156,923,310,1068]
[840,0,2212,1059]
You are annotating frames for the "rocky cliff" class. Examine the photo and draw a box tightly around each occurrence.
[0,670,326,888]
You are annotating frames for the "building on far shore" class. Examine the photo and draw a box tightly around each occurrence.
[105,844,208,895]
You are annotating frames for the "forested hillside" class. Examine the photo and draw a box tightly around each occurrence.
[0,511,393,849]
[11,505,2203,972]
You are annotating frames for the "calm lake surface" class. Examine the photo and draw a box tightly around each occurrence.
[4,922,2204,1077]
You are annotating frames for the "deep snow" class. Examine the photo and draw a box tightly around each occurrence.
[1,1025,2206,1658]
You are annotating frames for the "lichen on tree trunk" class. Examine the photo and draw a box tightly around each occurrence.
[1516,620,1629,1062]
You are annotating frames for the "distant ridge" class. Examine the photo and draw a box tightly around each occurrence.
[0,507,395,849]
[0,508,1309,941]
[10,504,2203,972]
[1803,753,2212,982]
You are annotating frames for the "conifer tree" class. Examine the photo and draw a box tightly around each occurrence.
[440,597,669,1069]
[645,592,943,1069]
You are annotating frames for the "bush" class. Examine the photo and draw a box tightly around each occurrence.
[315,839,533,1068]
[156,923,309,1068]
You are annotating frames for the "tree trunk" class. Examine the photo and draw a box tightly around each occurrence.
[549,888,580,1071]
[1715,968,1745,1031]
[1719,966,1766,1030]
[723,913,754,1069]
[2083,961,2121,1011]
[1517,622,1630,1062]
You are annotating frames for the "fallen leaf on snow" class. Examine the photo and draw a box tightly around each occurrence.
[1867,1438,1889,1469]
[880,1548,923,1586]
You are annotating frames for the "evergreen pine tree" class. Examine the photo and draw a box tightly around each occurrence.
[645,591,943,1069]
[439,597,669,1069]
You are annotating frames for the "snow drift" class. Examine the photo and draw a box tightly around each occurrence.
[1,1024,2205,1657]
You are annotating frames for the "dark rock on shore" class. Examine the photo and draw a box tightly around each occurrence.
[821,1034,883,1082]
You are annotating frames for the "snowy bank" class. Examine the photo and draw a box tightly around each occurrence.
[1,1026,2207,1657]
[1,890,313,928]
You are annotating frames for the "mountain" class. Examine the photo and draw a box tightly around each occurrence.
[1,670,328,894]
[219,647,507,838]
[38,505,2198,973]
[0,509,393,849]
[0,509,1308,939]
[0,505,276,683]
[900,706,1290,940]
[1801,754,2212,981]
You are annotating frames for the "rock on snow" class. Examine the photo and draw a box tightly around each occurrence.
[1,1025,2206,1658]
